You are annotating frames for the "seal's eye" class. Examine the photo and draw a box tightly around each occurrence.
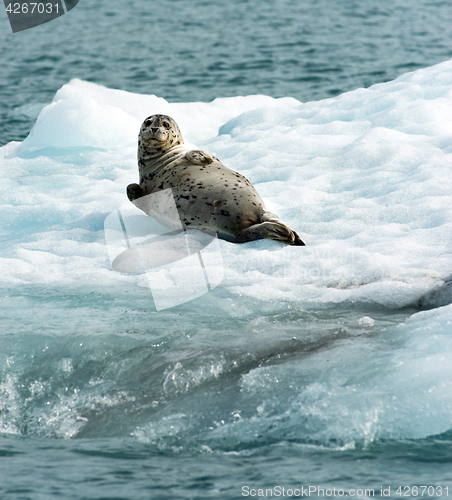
[162,121,171,129]
[144,119,152,127]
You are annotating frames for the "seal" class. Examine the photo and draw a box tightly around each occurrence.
[127,114,305,246]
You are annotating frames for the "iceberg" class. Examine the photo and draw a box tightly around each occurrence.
[1,60,451,311]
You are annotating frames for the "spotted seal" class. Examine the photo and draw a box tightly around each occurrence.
[127,114,305,246]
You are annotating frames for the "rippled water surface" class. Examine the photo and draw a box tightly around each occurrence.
[1,0,452,145]
[1,287,444,499]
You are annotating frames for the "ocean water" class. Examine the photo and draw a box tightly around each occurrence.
[1,0,452,499]
[2,0,452,145]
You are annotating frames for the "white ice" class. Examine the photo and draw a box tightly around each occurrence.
[1,61,451,312]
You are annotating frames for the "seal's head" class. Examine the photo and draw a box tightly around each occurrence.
[139,114,184,155]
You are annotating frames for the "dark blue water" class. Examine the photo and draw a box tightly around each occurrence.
[1,0,452,145]
[2,0,452,498]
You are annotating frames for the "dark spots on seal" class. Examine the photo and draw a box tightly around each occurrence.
[214,200,223,207]
[219,210,230,216]
[180,195,190,200]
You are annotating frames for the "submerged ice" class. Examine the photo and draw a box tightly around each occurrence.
[1,59,452,445]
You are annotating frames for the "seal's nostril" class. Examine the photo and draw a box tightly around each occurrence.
[151,127,159,133]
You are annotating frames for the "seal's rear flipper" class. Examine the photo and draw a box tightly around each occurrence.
[239,221,305,246]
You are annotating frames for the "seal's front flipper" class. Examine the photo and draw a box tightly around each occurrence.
[127,183,144,202]
[127,183,150,214]
[185,150,215,166]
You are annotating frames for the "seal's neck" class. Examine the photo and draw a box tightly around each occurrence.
[138,143,191,175]
[138,139,177,160]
